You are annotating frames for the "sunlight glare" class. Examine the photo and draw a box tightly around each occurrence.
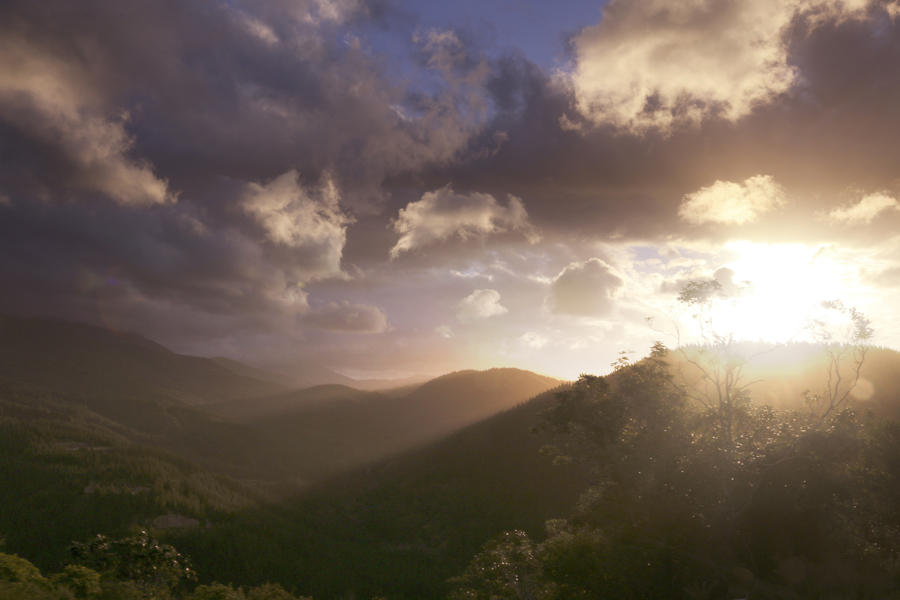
[695,242,859,344]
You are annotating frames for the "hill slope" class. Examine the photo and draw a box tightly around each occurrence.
[0,316,288,406]
[0,378,264,572]
[0,317,310,480]
[172,384,587,599]
[219,368,562,478]
[0,316,566,580]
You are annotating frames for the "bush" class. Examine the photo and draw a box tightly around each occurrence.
[188,583,245,600]
[51,565,101,599]
[0,552,48,586]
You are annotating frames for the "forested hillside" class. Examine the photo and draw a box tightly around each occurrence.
[212,368,561,478]
[170,384,585,599]
[0,317,563,597]
[5,318,900,599]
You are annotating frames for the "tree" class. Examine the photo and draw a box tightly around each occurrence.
[189,583,246,600]
[448,530,546,600]
[69,530,195,594]
[51,565,102,598]
[673,277,761,453]
[804,300,873,423]
[673,276,874,449]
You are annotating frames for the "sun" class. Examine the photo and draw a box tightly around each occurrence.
[690,241,860,345]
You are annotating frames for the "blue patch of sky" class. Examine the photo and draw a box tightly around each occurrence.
[346,0,605,116]
[407,0,604,69]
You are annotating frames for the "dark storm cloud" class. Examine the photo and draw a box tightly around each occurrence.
[0,0,500,354]
[0,0,491,197]
[419,1,900,243]
[4,0,900,373]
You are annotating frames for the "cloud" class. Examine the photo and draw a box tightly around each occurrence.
[236,13,280,45]
[870,265,900,287]
[519,331,548,349]
[435,325,454,338]
[456,288,508,322]
[242,170,351,280]
[303,301,388,333]
[828,192,899,225]
[549,258,623,316]
[568,0,873,133]
[5,0,900,377]
[679,175,785,225]
[390,186,538,257]
[0,34,173,205]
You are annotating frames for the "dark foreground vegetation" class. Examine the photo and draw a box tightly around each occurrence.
[451,344,900,599]
[3,316,900,598]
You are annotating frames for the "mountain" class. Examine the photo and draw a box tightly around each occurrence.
[171,344,900,599]
[212,356,362,390]
[171,384,586,600]
[345,374,432,391]
[0,316,561,482]
[0,316,288,406]
[0,316,566,585]
[0,316,315,480]
[0,377,266,573]
[12,315,900,598]
[226,356,431,391]
[209,383,379,420]
[217,368,563,479]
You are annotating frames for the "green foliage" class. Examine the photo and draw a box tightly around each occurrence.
[0,379,263,572]
[0,553,49,586]
[171,386,582,600]
[51,565,102,598]
[188,583,246,600]
[0,583,69,600]
[185,582,312,600]
[677,279,722,305]
[10,315,900,599]
[69,530,195,593]
[246,583,310,600]
[448,530,545,600]
[462,342,900,599]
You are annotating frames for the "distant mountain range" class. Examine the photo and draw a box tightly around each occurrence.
[0,316,287,406]
[210,355,430,392]
[0,315,562,576]
[4,315,900,598]
[174,385,586,599]
[208,367,561,478]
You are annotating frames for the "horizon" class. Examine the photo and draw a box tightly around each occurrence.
[3,1,900,381]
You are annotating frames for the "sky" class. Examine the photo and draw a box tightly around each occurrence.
[2,0,900,380]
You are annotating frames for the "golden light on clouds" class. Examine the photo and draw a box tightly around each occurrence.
[679,175,785,225]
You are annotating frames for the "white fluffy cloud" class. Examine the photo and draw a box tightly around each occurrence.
[456,289,508,322]
[569,0,872,133]
[390,186,538,257]
[828,192,899,225]
[549,258,623,316]
[679,175,785,225]
[0,35,174,205]
[242,170,351,280]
